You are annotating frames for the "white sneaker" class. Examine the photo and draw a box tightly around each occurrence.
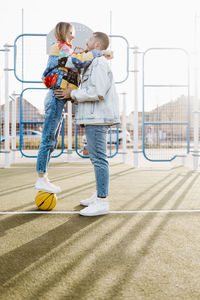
[35,176,61,194]
[80,192,97,206]
[80,198,109,216]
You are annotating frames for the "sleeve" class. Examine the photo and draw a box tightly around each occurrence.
[71,61,111,103]
[63,49,102,70]
[42,43,59,80]
[42,55,58,79]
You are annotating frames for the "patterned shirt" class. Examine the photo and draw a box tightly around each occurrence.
[42,40,102,90]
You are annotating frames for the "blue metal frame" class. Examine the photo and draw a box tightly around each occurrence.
[14,33,129,85]
[109,35,130,84]
[19,87,65,158]
[0,105,2,152]
[0,50,5,152]
[14,33,128,160]
[75,123,119,159]
[14,33,47,83]
[142,48,190,162]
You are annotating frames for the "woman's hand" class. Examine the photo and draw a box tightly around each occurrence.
[54,88,72,100]
[102,50,114,60]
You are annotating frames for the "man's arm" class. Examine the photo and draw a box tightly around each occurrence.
[59,50,113,70]
[59,49,101,70]
[71,61,111,102]
[54,61,111,102]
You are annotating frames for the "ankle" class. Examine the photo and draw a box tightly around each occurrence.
[97,197,107,201]
[38,173,47,178]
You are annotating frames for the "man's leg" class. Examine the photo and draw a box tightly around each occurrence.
[80,125,109,216]
[35,90,66,193]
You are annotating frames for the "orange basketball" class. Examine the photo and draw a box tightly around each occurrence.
[35,191,57,210]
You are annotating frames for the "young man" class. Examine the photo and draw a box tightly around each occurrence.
[54,32,120,216]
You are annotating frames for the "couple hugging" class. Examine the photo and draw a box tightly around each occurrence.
[35,22,119,216]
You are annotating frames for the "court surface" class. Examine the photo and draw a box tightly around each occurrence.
[0,161,200,300]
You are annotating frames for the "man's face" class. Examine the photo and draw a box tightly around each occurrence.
[86,34,97,51]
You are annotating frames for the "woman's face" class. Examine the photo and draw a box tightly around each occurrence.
[66,27,75,43]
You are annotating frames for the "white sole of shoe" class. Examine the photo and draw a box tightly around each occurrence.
[79,210,110,217]
[80,202,94,207]
[79,202,88,207]
[35,187,61,194]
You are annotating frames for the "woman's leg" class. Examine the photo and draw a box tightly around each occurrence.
[36,90,66,174]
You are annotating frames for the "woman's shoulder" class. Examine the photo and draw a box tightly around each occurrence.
[49,43,59,56]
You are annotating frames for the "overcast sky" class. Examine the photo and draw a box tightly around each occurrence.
[1,0,200,113]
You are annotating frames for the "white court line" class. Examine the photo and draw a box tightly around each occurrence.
[0,209,200,215]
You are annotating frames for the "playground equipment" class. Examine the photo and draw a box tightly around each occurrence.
[142,48,190,163]
[0,22,196,169]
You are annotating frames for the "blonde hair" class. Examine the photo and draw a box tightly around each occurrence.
[54,22,72,42]
[93,32,110,50]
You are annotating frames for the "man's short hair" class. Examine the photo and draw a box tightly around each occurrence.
[93,32,110,50]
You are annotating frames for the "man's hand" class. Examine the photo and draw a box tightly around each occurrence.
[102,50,114,60]
[54,87,72,100]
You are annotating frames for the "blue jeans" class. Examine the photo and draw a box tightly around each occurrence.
[85,125,109,198]
[36,90,66,173]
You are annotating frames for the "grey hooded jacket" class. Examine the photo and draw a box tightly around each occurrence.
[71,56,120,125]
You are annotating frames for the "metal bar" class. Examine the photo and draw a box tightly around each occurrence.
[74,124,119,159]
[109,124,119,158]
[4,44,10,168]
[11,92,16,163]
[14,33,47,83]
[142,47,190,162]
[144,47,189,55]
[142,52,145,161]
[144,84,188,87]
[21,8,24,93]
[193,14,199,170]
[22,121,44,124]
[187,49,191,155]
[133,46,139,168]
[109,35,130,84]
[19,87,64,158]
[144,122,188,125]
[13,33,129,84]
[122,93,127,163]
[109,126,112,156]
[67,101,72,162]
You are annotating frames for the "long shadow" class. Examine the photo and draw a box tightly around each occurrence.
[0,214,42,237]
[0,168,121,212]
[59,170,197,300]
[0,168,35,178]
[1,202,37,213]
[0,169,93,196]
[58,167,176,202]
[0,162,125,196]
[118,172,180,211]
[18,170,196,299]
[0,162,172,201]
[102,172,200,300]
[0,215,99,286]
[58,167,142,199]
[0,169,178,234]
